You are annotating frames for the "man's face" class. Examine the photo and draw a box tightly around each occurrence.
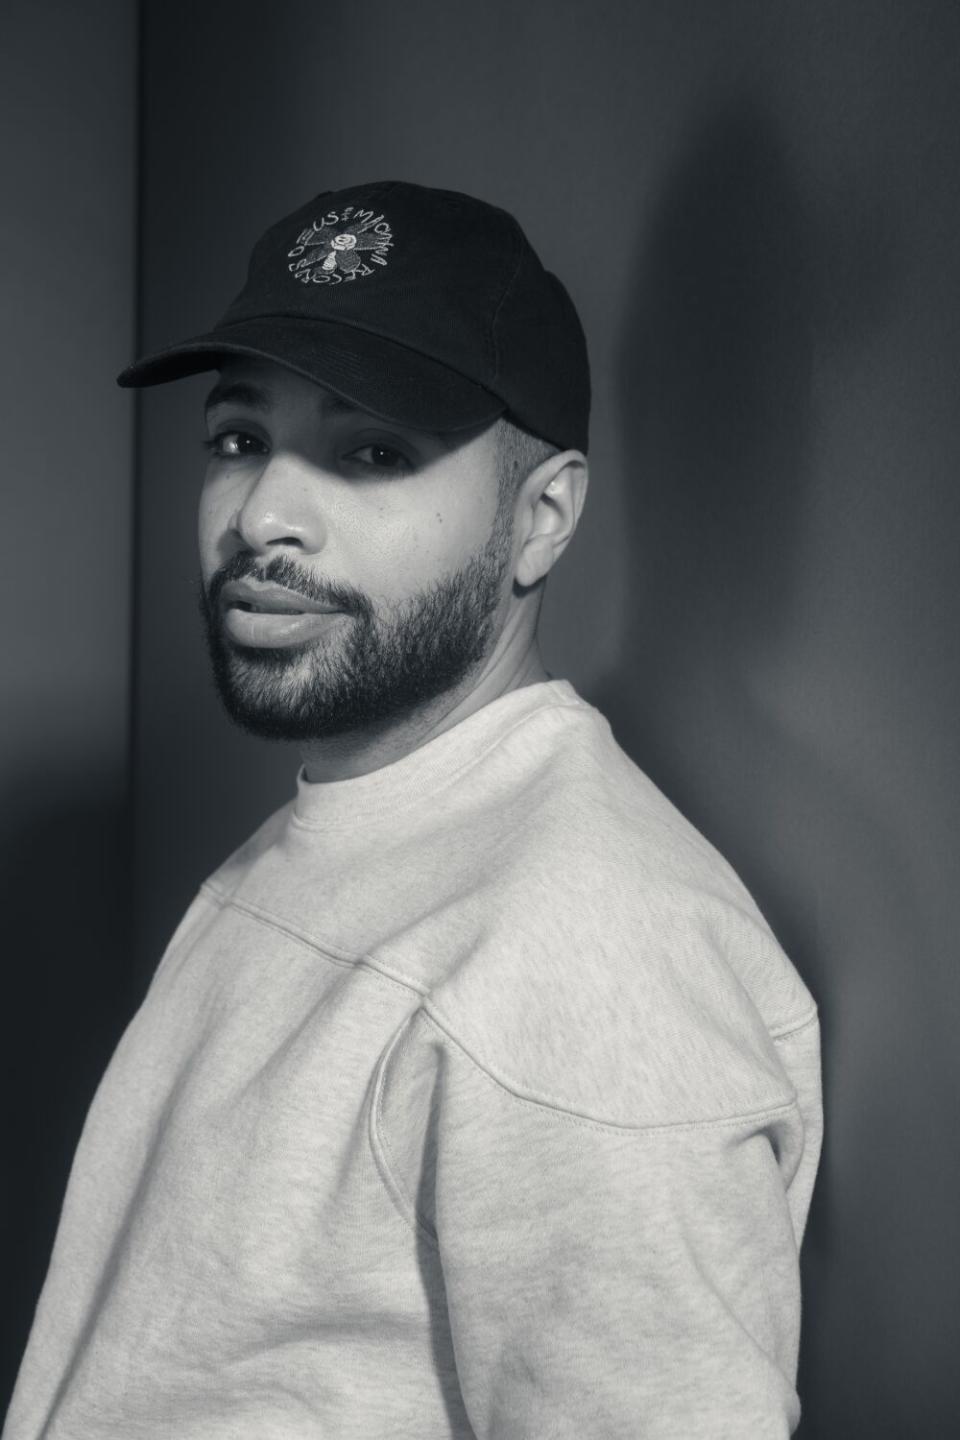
[198,357,514,740]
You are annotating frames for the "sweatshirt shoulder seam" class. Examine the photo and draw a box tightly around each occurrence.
[202,881,811,1133]
[770,1008,819,1042]
[199,882,429,1000]
[370,1018,441,1251]
[418,1003,799,1136]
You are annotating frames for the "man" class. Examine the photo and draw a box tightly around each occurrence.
[5,181,822,1438]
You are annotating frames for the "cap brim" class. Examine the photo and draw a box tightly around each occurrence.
[117,317,506,435]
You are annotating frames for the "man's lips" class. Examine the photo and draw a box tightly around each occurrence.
[218,578,348,649]
[220,578,340,615]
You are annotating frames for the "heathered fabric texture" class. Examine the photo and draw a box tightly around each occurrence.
[5,681,822,1439]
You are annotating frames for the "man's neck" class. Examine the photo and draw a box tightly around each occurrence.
[299,642,550,785]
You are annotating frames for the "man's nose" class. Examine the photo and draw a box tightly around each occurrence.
[231,453,327,555]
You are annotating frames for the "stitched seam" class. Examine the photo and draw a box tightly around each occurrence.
[200,882,806,1130]
[198,883,428,1000]
[418,1006,799,1136]
[770,1009,819,1042]
[200,881,438,1244]
[288,697,587,830]
[370,1021,440,1250]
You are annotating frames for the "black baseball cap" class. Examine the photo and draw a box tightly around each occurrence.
[118,180,590,453]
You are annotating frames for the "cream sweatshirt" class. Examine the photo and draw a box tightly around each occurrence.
[5,680,822,1439]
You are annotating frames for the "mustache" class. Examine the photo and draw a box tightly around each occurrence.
[205,552,372,619]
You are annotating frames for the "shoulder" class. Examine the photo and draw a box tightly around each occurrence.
[423,697,815,1128]
[200,798,295,900]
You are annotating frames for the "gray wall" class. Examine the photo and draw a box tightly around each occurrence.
[5,1,960,1433]
[0,0,139,1400]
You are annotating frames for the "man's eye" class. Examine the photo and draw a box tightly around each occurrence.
[203,431,266,459]
[345,443,411,474]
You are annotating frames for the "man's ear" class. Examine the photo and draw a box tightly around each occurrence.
[515,451,589,588]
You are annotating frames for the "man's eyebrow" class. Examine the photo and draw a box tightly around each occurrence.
[204,380,271,415]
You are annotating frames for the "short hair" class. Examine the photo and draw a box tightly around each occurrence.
[493,416,559,505]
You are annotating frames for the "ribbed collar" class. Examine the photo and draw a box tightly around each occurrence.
[292,679,583,831]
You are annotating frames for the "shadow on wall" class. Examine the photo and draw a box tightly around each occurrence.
[596,85,840,1416]
[0,763,139,1410]
[596,92,812,788]
[591,92,960,1438]
[590,98,831,1428]
[593,92,817,954]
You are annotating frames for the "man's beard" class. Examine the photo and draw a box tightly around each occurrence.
[198,501,513,742]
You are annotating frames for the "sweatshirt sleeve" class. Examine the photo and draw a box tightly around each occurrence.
[373,1005,818,1440]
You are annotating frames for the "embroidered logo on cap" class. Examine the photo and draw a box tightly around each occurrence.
[287,206,393,285]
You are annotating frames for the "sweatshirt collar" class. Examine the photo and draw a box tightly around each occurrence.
[292,679,580,830]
